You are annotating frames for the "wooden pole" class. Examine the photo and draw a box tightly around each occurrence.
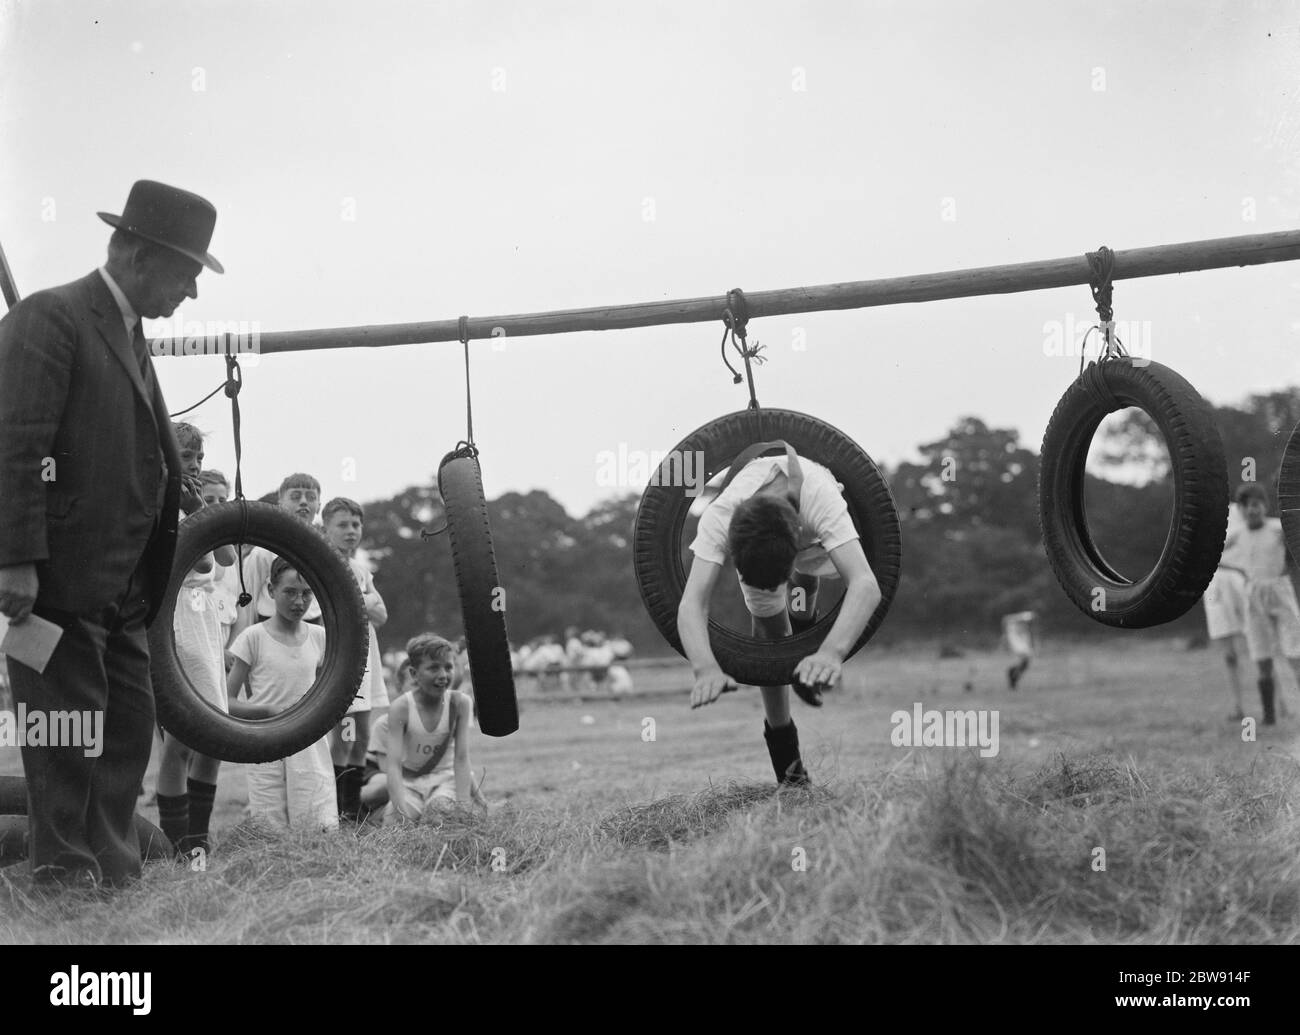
[0,239,20,310]
[148,228,1300,357]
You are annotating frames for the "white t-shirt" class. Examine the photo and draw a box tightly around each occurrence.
[349,557,388,709]
[1003,611,1035,655]
[1234,518,1289,583]
[229,622,327,713]
[689,454,859,577]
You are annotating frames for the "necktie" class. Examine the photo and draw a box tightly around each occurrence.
[131,321,153,384]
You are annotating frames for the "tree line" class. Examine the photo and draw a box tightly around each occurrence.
[359,389,1300,655]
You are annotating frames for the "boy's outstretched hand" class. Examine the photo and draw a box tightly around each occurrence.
[691,666,738,709]
[794,650,841,689]
[792,650,841,707]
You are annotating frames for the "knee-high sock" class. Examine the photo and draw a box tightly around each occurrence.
[763,720,810,786]
[1259,674,1276,725]
[340,766,363,819]
[156,792,189,852]
[185,778,217,853]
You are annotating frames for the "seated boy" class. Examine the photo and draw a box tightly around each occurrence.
[678,440,882,785]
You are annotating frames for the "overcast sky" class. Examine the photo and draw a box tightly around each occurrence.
[2,0,1297,517]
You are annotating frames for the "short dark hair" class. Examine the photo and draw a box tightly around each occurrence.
[279,473,321,497]
[728,496,800,590]
[1235,482,1269,506]
[172,421,203,452]
[322,497,363,523]
[406,633,456,670]
[269,555,303,588]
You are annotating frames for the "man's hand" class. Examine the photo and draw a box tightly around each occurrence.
[180,475,204,514]
[0,562,38,623]
[691,666,738,710]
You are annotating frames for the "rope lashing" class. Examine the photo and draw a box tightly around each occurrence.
[1080,355,1122,413]
[719,288,765,410]
[1084,244,1129,360]
[421,321,480,541]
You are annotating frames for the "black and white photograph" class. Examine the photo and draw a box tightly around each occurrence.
[0,0,1296,994]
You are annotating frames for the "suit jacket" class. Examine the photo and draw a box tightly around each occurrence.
[0,271,182,625]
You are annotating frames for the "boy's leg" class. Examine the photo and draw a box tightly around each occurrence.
[753,609,809,787]
[1270,596,1300,720]
[1218,634,1246,719]
[332,710,369,821]
[184,753,221,857]
[245,761,291,830]
[1242,599,1275,724]
[155,732,192,853]
[421,780,457,822]
[1257,658,1277,726]
[287,739,339,832]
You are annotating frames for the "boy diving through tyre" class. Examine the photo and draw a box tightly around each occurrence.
[678,440,882,785]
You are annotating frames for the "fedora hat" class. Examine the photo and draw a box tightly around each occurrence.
[98,180,224,274]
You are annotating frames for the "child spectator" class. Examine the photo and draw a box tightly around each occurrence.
[1001,611,1036,690]
[225,557,337,830]
[200,469,242,648]
[155,425,237,857]
[322,496,390,821]
[1203,501,1250,720]
[1227,481,1299,726]
[231,473,324,643]
[384,634,473,825]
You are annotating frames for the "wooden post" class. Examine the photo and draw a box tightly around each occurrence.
[144,228,1300,357]
[0,239,20,310]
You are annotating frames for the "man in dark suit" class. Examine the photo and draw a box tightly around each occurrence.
[0,180,223,888]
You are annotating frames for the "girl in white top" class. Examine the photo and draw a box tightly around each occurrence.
[1225,483,1297,726]
[384,634,473,825]
[226,557,338,831]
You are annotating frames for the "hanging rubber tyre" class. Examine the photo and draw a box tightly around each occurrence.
[438,449,519,737]
[0,813,172,866]
[148,501,369,762]
[633,408,902,687]
[1277,420,1300,563]
[1039,358,1227,628]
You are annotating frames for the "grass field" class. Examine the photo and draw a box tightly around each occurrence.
[2,638,1299,944]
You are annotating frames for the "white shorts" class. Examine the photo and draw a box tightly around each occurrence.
[737,574,790,618]
[1204,568,1247,640]
[245,738,339,831]
[382,769,456,825]
[1244,578,1300,661]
